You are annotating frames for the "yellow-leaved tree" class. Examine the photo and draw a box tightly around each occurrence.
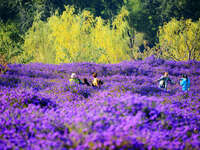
[157,18,200,61]
[48,6,98,63]
[91,7,131,63]
[23,6,132,64]
[49,6,131,64]
[23,16,55,63]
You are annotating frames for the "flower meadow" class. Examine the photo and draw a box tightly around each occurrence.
[0,56,200,150]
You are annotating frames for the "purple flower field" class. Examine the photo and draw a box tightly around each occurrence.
[0,56,200,150]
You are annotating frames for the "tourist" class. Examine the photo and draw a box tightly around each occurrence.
[69,73,82,85]
[180,74,190,92]
[158,72,174,91]
[92,72,103,88]
[82,78,91,86]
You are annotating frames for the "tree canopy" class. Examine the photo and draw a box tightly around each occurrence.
[0,0,200,64]
[157,18,200,61]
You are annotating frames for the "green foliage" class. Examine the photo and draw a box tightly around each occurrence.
[0,0,125,33]
[0,21,23,64]
[125,0,159,42]
[0,0,47,33]
[51,0,125,20]
[157,18,200,61]
[1,0,200,63]
[125,0,200,43]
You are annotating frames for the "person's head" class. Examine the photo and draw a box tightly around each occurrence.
[83,78,90,86]
[182,74,188,79]
[92,72,97,78]
[83,78,88,83]
[99,80,103,85]
[71,73,77,79]
[164,72,168,77]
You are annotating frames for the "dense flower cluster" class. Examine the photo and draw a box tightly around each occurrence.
[0,56,200,150]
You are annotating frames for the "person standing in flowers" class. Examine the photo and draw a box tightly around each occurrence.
[158,72,174,91]
[69,73,82,85]
[180,74,190,92]
[82,78,91,86]
[92,72,103,88]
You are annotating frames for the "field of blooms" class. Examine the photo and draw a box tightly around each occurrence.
[0,56,200,150]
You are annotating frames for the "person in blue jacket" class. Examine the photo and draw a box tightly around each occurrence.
[180,74,190,92]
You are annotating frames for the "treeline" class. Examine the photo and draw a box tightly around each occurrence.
[0,0,200,65]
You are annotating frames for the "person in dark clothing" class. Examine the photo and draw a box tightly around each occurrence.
[158,72,174,91]
[82,78,91,86]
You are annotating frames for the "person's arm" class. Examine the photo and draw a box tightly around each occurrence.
[87,82,91,86]
[78,78,83,84]
[157,76,164,82]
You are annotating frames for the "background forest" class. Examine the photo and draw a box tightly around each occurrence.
[0,0,200,66]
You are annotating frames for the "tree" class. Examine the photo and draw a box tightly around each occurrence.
[125,0,200,43]
[23,16,55,64]
[0,0,47,33]
[23,6,131,64]
[0,21,23,71]
[157,18,200,61]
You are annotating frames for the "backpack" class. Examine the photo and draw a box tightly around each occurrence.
[159,80,165,88]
